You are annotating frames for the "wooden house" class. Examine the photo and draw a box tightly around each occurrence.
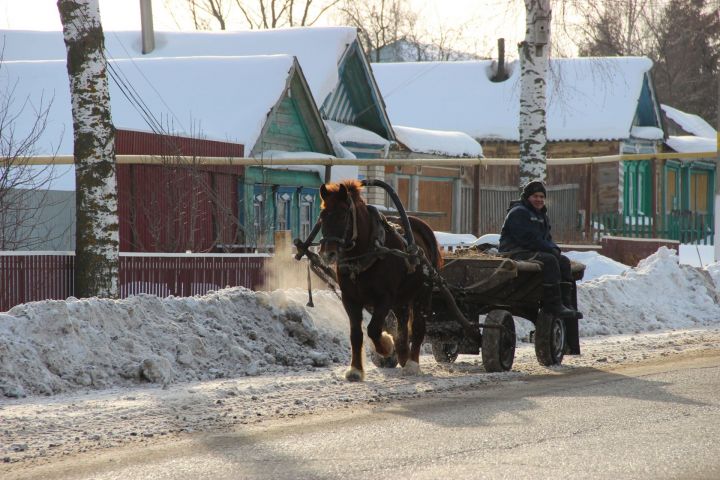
[372,57,685,242]
[386,125,482,233]
[659,104,718,243]
[2,55,338,252]
[2,28,397,206]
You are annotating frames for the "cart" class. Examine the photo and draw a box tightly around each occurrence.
[424,249,584,372]
[294,179,584,374]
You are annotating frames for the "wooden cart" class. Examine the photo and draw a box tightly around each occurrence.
[423,250,585,371]
[295,179,584,374]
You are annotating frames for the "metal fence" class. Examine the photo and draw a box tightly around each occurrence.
[591,211,714,245]
[0,252,270,312]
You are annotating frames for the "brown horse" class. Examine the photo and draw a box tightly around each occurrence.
[319,179,442,381]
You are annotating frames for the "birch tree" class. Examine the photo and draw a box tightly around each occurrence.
[518,0,552,186]
[57,0,119,298]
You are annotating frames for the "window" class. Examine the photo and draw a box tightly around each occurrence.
[253,193,264,243]
[276,192,291,231]
[690,170,710,214]
[623,160,652,217]
[665,166,680,212]
[299,194,314,240]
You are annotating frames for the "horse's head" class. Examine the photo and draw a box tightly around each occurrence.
[319,180,362,264]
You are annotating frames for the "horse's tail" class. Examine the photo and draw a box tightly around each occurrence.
[408,216,443,270]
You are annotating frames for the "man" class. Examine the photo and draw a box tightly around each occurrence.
[499,181,580,319]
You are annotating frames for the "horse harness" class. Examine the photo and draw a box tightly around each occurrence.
[328,198,423,282]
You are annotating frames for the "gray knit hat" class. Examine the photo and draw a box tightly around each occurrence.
[521,180,547,199]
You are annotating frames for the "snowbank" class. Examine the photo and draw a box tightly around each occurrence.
[0,289,349,398]
[578,247,719,336]
[1,247,718,398]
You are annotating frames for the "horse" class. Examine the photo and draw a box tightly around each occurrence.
[319,179,443,381]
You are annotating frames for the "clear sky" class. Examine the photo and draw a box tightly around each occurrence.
[0,0,535,58]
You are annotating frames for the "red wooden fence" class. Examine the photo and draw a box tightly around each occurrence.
[0,252,269,312]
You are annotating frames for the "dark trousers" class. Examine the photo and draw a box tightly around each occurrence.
[509,251,573,284]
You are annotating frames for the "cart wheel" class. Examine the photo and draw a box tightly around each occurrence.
[481,309,516,372]
[534,311,566,366]
[368,311,399,368]
[431,341,459,364]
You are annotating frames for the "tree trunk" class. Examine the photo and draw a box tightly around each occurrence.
[57,0,120,298]
[518,0,551,187]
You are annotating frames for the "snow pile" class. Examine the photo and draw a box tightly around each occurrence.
[1,246,719,399]
[0,288,349,398]
[578,247,720,336]
[564,250,630,283]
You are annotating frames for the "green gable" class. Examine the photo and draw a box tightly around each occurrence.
[634,75,660,127]
[251,60,335,157]
[321,42,394,141]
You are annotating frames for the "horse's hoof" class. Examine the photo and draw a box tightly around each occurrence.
[376,332,395,357]
[344,367,365,382]
[401,360,421,376]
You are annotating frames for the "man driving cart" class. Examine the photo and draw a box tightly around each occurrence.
[498,181,582,320]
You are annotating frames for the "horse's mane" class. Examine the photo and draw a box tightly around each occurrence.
[322,179,365,208]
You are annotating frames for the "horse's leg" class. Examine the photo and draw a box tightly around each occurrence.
[343,300,365,382]
[366,301,394,359]
[403,296,430,376]
[394,305,410,367]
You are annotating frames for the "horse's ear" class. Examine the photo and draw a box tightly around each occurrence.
[338,183,349,203]
[320,184,329,201]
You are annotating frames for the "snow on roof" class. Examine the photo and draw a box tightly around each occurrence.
[372,57,654,142]
[630,126,664,140]
[661,104,717,138]
[1,27,358,106]
[2,55,297,155]
[324,120,390,147]
[665,136,717,154]
[250,150,358,183]
[393,125,483,157]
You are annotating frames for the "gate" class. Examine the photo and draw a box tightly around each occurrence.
[478,184,581,242]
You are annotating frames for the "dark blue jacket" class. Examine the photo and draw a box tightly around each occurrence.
[498,199,559,254]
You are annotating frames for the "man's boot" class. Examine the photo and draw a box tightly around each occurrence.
[560,282,583,319]
[541,283,576,319]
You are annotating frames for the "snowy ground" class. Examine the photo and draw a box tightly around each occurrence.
[1,246,720,466]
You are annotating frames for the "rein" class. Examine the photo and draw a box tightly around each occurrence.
[335,205,422,281]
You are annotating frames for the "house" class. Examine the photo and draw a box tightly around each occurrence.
[369,38,481,63]
[2,27,397,205]
[388,125,482,233]
[659,104,718,242]
[372,57,674,241]
[1,55,340,252]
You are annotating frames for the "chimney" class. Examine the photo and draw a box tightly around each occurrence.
[492,38,508,82]
[140,0,155,54]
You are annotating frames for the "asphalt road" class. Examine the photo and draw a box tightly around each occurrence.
[6,350,720,480]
